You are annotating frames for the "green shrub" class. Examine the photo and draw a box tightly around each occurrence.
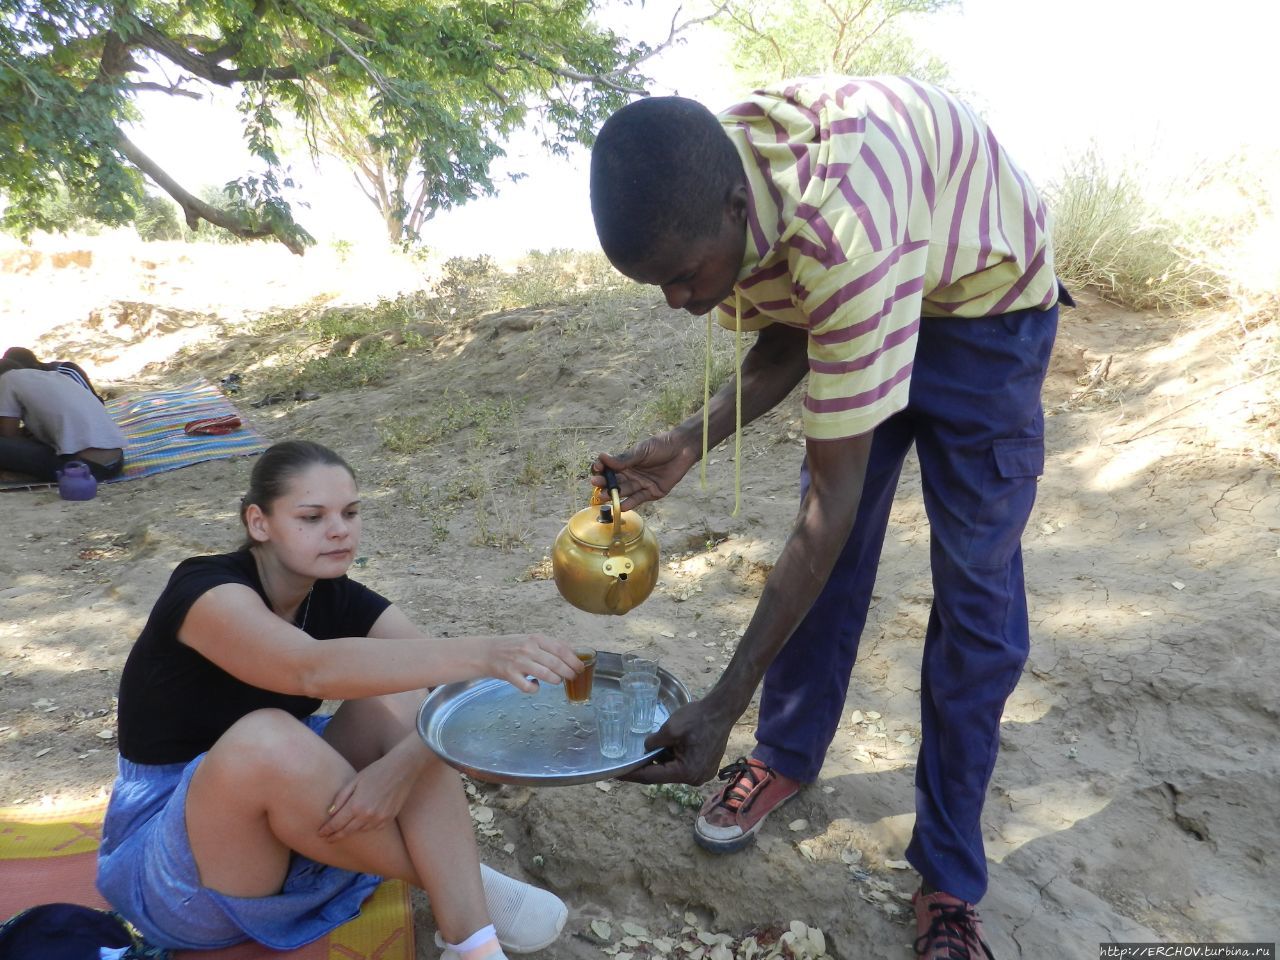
[27,183,101,235]
[134,193,184,242]
[296,340,393,391]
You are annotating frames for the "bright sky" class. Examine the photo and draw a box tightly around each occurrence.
[127,0,1278,259]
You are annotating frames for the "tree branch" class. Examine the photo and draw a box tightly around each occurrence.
[1,55,46,102]
[205,0,271,62]
[639,3,729,66]
[527,56,644,95]
[725,3,787,74]
[281,0,393,96]
[123,80,204,99]
[838,7,894,68]
[115,130,307,254]
[407,177,432,235]
[121,14,341,86]
[350,169,380,206]
[510,2,728,96]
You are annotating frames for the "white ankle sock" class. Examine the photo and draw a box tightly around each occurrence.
[434,865,567,954]
[442,924,507,960]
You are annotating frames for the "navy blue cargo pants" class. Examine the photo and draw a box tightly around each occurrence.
[753,295,1062,904]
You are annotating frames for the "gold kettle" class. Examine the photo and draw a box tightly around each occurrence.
[552,469,659,616]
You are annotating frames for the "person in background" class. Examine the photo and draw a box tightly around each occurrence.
[97,440,578,959]
[0,359,125,481]
[588,78,1071,959]
[3,346,105,402]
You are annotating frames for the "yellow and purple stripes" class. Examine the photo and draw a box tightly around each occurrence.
[715,77,1058,440]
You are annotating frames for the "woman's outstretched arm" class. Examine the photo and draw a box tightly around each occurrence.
[179,584,581,700]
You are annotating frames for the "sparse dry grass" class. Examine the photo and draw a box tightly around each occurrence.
[236,250,639,402]
[1049,147,1280,324]
[1047,149,1229,311]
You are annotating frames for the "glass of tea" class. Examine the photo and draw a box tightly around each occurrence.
[564,645,597,704]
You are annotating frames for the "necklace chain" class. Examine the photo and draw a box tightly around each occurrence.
[250,549,312,631]
[299,587,313,632]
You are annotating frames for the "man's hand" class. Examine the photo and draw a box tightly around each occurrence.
[621,697,738,786]
[623,430,875,789]
[591,430,698,511]
[589,324,808,513]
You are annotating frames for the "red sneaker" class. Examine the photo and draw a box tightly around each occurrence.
[693,757,799,853]
[912,889,996,959]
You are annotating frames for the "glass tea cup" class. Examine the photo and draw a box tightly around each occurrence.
[595,692,628,759]
[564,646,597,704]
[621,652,659,680]
[620,672,661,734]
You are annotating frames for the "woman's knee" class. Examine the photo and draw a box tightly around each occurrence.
[208,709,338,784]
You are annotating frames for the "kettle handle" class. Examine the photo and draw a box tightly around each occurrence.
[599,467,625,548]
[608,487,623,545]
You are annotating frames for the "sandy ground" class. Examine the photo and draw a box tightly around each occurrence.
[0,241,1276,959]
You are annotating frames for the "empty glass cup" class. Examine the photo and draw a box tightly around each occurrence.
[621,673,661,734]
[595,692,627,759]
[621,652,659,679]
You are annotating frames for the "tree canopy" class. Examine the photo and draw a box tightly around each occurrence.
[718,0,958,89]
[0,0,682,252]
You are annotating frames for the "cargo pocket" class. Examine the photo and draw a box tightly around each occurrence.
[965,436,1045,570]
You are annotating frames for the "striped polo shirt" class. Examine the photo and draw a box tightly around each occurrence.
[714,76,1059,441]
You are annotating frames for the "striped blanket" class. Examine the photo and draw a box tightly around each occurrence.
[1,379,268,491]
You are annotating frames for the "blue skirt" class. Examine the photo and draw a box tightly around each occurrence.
[95,715,383,950]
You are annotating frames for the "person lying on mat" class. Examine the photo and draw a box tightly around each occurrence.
[0,359,125,482]
[96,439,579,960]
[2,345,105,402]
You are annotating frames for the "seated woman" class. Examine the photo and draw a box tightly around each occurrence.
[0,359,125,481]
[96,440,579,959]
[2,345,105,402]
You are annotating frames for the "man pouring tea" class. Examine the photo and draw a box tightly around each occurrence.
[586,78,1071,960]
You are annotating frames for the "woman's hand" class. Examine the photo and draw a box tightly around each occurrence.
[481,634,582,693]
[319,752,417,841]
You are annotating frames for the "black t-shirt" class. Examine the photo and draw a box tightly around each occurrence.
[116,549,392,764]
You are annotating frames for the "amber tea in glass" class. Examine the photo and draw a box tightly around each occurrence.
[564,646,597,704]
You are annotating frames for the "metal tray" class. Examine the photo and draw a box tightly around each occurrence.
[416,651,690,786]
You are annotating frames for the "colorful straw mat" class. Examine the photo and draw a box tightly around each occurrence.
[0,798,414,960]
[0,379,269,492]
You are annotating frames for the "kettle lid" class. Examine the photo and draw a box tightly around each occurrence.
[564,503,646,549]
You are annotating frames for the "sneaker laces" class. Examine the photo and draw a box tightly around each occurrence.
[712,757,770,813]
[914,900,995,960]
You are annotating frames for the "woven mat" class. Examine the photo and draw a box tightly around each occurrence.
[0,798,414,959]
[1,379,268,491]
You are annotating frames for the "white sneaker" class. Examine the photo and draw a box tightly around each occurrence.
[434,864,568,954]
